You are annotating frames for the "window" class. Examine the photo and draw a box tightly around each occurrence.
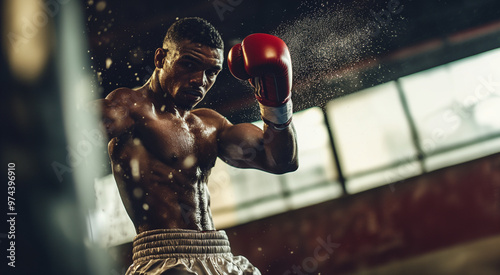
[400,48,500,171]
[326,82,421,193]
[89,174,136,247]
[210,107,342,228]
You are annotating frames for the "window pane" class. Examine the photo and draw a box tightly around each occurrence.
[287,183,342,209]
[209,162,283,228]
[208,160,239,228]
[400,48,500,170]
[425,137,500,171]
[448,48,500,137]
[89,174,136,246]
[229,168,283,205]
[282,107,342,207]
[236,198,289,225]
[326,82,418,177]
[399,66,455,154]
[346,160,421,194]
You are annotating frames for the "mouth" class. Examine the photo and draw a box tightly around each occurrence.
[183,90,203,100]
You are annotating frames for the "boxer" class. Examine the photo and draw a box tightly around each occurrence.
[95,17,298,274]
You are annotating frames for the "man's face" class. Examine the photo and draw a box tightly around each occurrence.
[156,39,223,110]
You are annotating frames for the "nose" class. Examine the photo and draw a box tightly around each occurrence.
[190,70,207,88]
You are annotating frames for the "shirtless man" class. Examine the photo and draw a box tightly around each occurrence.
[97,17,297,274]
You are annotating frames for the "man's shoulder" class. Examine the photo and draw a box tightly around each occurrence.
[192,108,220,117]
[192,108,230,126]
[105,87,147,105]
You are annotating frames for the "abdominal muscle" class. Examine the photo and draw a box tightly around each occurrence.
[108,136,215,233]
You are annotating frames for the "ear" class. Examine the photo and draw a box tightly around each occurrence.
[154,48,167,69]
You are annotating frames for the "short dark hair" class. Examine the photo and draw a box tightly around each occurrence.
[163,17,224,49]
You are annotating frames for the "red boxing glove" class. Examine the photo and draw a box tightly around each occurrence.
[228,33,293,129]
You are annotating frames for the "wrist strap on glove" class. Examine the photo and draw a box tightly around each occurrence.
[260,100,293,130]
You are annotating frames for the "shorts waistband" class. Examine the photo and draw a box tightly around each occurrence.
[132,229,232,262]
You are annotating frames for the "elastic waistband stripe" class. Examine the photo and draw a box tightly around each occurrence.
[132,229,232,262]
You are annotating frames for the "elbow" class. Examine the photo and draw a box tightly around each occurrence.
[287,160,299,173]
[271,160,298,175]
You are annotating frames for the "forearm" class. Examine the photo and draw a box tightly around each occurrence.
[226,33,298,174]
[263,122,298,174]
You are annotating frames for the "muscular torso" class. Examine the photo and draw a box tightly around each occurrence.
[107,88,221,233]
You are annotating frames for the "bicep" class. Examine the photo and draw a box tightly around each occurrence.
[217,121,267,170]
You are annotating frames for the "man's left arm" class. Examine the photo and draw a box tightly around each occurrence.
[217,117,298,174]
[217,33,298,174]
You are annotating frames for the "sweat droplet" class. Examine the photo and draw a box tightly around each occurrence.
[183,155,197,169]
[105,57,112,69]
[133,188,143,198]
[130,158,140,181]
[96,1,106,12]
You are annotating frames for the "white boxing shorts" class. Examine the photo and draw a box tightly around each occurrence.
[125,229,261,275]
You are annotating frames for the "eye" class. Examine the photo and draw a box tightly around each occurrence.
[176,58,198,70]
[180,61,194,69]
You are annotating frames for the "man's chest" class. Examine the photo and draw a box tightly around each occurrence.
[134,114,219,169]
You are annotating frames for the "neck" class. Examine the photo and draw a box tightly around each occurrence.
[148,69,163,95]
[147,70,190,118]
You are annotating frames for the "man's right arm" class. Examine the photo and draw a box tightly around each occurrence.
[87,88,135,139]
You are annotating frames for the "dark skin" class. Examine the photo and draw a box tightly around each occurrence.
[96,39,298,233]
